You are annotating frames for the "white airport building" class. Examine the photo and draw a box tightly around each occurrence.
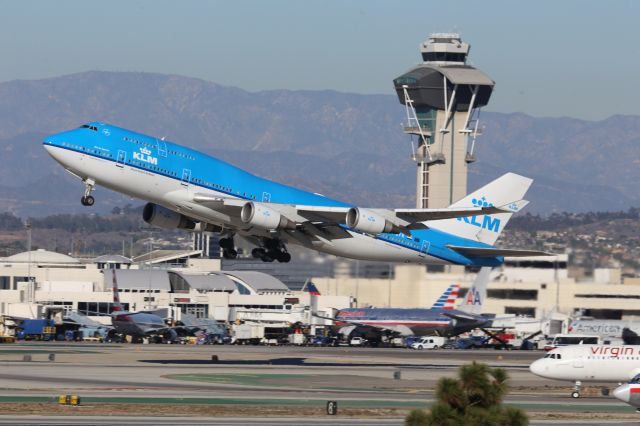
[0,249,638,338]
[0,249,348,335]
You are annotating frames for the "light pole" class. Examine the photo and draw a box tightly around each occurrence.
[387,263,392,308]
[25,222,32,303]
[355,260,360,307]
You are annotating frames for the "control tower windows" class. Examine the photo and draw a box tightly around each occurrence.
[422,52,467,63]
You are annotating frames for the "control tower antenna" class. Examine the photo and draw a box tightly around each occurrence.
[393,33,495,208]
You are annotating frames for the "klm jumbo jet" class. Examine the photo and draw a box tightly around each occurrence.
[43,123,546,265]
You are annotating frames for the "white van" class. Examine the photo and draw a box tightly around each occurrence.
[411,336,447,350]
[544,333,600,351]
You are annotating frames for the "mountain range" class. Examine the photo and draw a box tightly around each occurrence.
[0,71,637,217]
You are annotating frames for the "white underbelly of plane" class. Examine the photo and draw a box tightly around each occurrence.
[316,231,448,265]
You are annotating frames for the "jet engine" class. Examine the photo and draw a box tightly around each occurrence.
[346,208,399,234]
[240,202,295,230]
[142,203,196,230]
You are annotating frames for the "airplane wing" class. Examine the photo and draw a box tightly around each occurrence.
[65,311,113,329]
[311,312,413,336]
[447,246,553,257]
[442,311,485,322]
[192,192,525,236]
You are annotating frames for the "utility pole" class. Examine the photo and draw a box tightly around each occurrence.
[25,222,32,303]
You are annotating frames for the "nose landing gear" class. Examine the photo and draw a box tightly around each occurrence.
[80,178,96,206]
[571,380,582,398]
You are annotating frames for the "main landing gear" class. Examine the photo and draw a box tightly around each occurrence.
[80,178,96,206]
[251,239,291,263]
[219,236,291,263]
[219,237,238,260]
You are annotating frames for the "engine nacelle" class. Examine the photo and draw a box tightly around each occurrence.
[142,203,196,230]
[240,202,295,230]
[346,208,398,234]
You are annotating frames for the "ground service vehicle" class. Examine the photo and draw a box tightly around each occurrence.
[411,336,447,349]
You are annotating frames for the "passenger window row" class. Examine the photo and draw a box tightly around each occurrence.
[123,136,154,148]
[60,142,113,158]
[168,150,195,161]
[130,160,178,177]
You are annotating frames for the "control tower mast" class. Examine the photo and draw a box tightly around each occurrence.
[393,34,494,208]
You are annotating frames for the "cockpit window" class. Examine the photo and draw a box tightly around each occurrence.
[630,374,640,384]
[80,124,98,132]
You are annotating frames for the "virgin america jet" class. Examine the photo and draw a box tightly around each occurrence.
[43,123,546,265]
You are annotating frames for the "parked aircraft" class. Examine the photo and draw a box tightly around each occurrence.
[529,345,640,398]
[312,267,491,337]
[44,123,547,265]
[612,374,640,409]
[107,270,178,342]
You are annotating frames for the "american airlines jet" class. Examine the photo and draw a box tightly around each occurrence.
[43,123,546,265]
[314,267,492,337]
[612,374,640,410]
[529,345,640,398]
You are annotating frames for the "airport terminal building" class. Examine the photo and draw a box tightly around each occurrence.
[0,249,347,333]
[1,249,638,336]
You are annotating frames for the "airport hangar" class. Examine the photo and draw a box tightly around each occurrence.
[0,248,639,336]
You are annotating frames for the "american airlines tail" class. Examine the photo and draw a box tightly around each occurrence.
[110,270,124,312]
[424,173,532,246]
[305,281,321,315]
[431,284,460,310]
[458,267,492,315]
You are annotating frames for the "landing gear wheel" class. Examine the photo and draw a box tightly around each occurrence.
[81,178,96,206]
[571,391,580,398]
[222,248,237,259]
[219,238,234,250]
[81,195,95,206]
[251,248,266,259]
[277,252,291,263]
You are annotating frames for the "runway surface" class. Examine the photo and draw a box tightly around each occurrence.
[0,342,636,424]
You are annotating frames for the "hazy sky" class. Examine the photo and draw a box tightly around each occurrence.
[1,1,638,120]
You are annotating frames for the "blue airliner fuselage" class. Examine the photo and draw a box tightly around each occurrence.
[43,122,536,266]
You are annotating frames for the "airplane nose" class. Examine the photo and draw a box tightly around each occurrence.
[613,384,631,403]
[529,360,546,377]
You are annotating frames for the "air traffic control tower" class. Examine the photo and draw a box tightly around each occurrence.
[393,33,494,208]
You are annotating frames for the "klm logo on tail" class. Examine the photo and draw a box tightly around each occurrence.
[456,196,501,233]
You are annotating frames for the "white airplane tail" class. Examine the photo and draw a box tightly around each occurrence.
[424,173,532,245]
[458,267,492,315]
[110,269,124,312]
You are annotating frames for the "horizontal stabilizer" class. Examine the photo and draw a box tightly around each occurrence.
[447,245,554,258]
